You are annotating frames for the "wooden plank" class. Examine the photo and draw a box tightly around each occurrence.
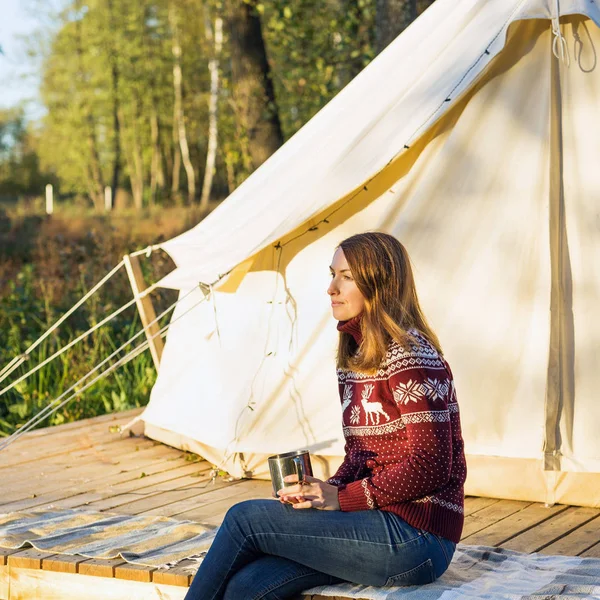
[15,408,143,439]
[78,558,126,578]
[460,499,532,540]
[0,548,21,566]
[114,562,156,583]
[503,506,600,553]
[581,542,600,558]
[541,514,600,556]
[42,553,89,574]
[2,435,159,483]
[0,565,8,600]
[0,410,141,460]
[123,254,164,369]
[463,496,500,516]
[68,462,212,512]
[2,440,180,503]
[461,502,569,547]
[142,478,269,518]
[191,487,279,527]
[0,427,139,469]
[3,438,161,499]
[152,561,194,587]
[1,455,204,513]
[8,567,188,599]
[8,549,55,569]
[106,472,245,516]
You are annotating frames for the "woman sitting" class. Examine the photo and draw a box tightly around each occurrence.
[184,231,467,600]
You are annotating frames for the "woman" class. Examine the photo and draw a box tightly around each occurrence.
[184,232,467,600]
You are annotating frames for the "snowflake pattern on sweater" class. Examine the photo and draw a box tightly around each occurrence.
[327,317,467,544]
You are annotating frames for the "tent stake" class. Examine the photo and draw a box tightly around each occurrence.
[123,254,164,369]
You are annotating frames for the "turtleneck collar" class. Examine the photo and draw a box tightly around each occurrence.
[337,313,363,344]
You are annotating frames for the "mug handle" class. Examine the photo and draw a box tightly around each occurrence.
[293,456,305,485]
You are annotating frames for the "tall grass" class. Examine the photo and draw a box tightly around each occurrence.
[0,202,206,436]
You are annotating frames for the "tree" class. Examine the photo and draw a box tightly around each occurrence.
[375,0,435,54]
[106,0,122,204]
[225,0,283,171]
[169,1,196,205]
[200,3,224,212]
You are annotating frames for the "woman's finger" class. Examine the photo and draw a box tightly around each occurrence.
[292,499,313,509]
[278,483,310,496]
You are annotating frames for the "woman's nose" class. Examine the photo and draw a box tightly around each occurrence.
[327,279,337,296]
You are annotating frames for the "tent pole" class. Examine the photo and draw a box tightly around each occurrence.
[123,254,165,369]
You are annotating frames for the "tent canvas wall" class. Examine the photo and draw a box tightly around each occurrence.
[132,0,600,507]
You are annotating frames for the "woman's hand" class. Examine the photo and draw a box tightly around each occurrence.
[277,475,341,510]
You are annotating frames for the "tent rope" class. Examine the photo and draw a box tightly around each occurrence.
[552,0,570,66]
[0,336,156,453]
[0,284,209,452]
[0,260,126,385]
[0,283,159,399]
[129,244,162,259]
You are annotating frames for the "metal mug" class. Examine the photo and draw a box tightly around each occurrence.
[268,450,313,497]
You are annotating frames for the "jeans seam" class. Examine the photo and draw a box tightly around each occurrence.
[254,570,332,600]
[249,531,416,548]
[432,533,452,569]
[214,526,253,599]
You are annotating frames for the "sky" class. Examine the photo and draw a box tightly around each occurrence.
[0,0,62,121]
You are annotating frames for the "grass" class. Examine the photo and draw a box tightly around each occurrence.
[0,199,208,437]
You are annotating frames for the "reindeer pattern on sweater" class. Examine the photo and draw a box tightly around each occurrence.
[328,323,467,544]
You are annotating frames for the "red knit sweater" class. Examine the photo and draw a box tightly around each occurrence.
[328,316,467,544]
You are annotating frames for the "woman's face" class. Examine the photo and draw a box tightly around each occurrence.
[328,247,365,321]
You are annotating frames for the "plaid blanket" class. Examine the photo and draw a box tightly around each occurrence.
[0,508,216,568]
[303,545,600,599]
[1,509,599,599]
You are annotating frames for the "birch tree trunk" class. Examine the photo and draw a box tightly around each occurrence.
[200,9,223,213]
[142,9,165,207]
[169,2,196,205]
[118,107,143,210]
[171,109,181,202]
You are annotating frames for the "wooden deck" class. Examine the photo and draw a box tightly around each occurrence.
[1,409,600,599]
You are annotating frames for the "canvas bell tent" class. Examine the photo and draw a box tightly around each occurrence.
[128,0,600,507]
[3,0,598,508]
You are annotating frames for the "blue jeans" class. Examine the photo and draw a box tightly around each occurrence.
[184,499,456,600]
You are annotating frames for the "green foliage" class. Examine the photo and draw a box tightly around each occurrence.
[0,107,56,199]
[2,0,386,205]
[0,203,200,437]
[262,0,375,136]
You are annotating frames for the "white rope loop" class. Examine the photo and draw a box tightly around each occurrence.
[552,0,570,67]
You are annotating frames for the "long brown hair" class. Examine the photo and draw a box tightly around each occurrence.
[336,232,443,373]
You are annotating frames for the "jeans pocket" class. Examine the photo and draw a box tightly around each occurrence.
[384,558,435,587]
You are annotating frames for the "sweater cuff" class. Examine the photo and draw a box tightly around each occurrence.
[337,479,373,511]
